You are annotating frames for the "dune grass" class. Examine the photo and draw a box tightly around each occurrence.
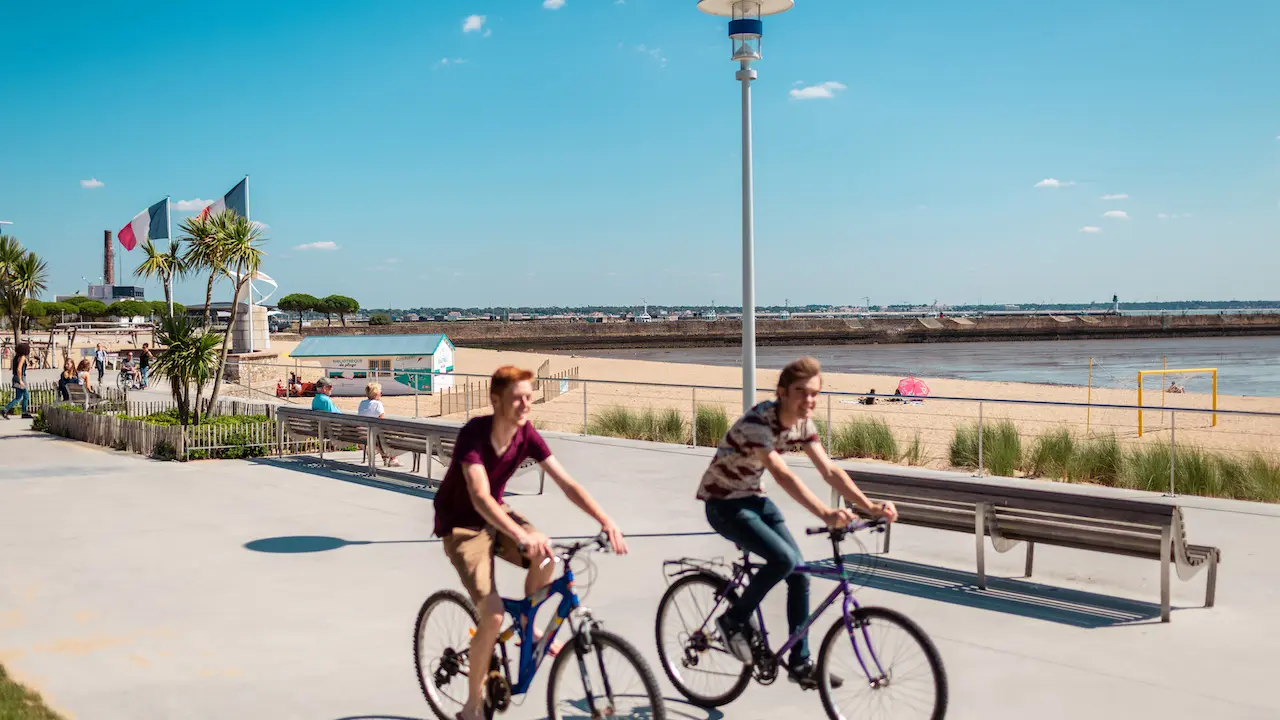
[694,404,731,447]
[587,406,688,444]
[829,418,899,461]
[0,664,63,720]
[950,419,1022,477]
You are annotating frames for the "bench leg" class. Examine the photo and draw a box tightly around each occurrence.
[975,502,987,590]
[883,521,892,555]
[538,467,546,496]
[1206,554,1218,608]
[1024,542,1035,578]
[319,424,326,467]
[1160,525,1172,622]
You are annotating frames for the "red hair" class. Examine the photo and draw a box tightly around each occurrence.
[490,365,535,398]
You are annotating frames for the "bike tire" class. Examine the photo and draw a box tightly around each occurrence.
[547,627,666,720]
[816,606,948,720]
[654,572,752,708]
[414,589,493,720]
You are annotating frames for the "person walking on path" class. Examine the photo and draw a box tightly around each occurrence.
[357,381,403,467]
[94,343,107,384]
[139,343,153,389]
[2,343,32,420]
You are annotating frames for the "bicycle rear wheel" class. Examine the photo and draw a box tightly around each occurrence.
[654,572,751,708]
[414,589,491,720]
[817,606,947,720]
[547,628,666,720]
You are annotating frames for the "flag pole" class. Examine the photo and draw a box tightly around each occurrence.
[244,175,254,354]
[166,196,174,318]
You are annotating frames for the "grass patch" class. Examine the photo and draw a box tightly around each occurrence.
[900,432,925,466]
[0,664,64,719]
[694,404,731,447]
[1027,429,1074,479]
[1068,433,1124,486]
[588,406,689,444]
[118,408,270,427]
[830,418,898,461]
[949,419,1022,477]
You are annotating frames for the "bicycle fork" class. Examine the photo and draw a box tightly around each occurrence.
[841,589,889,687]
[569,612,617,718]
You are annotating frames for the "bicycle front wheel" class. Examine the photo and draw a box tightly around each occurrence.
[414,589,489,720]
[547,628,666,720]
[817,606,948,720]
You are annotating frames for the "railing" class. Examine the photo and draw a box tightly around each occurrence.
[232,360,1280,503]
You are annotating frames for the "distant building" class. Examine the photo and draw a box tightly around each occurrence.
[289,334,456,396]
[88,284,145,301]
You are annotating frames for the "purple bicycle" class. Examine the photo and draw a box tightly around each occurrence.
[655,519,947,719]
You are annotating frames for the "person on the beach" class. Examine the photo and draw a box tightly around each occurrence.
[433,365,628,720]
[1167,380,1185,394]
[94,343,107,383]
[697,356,898,689]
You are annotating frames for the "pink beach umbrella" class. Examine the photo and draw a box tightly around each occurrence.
[897,377,930,397]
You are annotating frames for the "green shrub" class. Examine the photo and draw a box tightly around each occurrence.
[588,406,689,444]
[830,418,898,461]
[948,419,1022,476]
[695,404,731,447]
[111,437,128,451]
[900,432,924,466]
[1027,429,1074,479]
[1122,442,1170,492]
[30,409,49,433]
[1068,434,1123,486]
[152,439,178,461]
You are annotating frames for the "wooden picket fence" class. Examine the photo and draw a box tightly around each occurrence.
[440,379,491,417]
[122,398,278,420]
[42,405,186,458]
[541,367,580,403]
[1,381,128,414]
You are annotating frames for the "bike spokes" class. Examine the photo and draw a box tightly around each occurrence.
[818,608,947,720]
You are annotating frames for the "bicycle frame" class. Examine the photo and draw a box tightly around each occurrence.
[668,524,891,682]
[495,562,580,695]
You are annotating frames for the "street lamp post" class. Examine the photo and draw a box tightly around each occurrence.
[698,0,794,413]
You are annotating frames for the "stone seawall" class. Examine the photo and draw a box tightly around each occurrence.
[299,313,1280,350]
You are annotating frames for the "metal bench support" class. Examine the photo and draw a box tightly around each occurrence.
[1025,541,1035,578]
[1206,553,1218,608]
[1160,524,1172,622]
[975,502,988,590]
[883,520,892,554]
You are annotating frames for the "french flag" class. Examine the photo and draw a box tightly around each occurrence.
[199,177,249,220]
[118,199,170,251]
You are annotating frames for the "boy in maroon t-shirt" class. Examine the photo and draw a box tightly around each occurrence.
[433,366,627,720]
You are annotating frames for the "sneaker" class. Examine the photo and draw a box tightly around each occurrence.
[21,413,33,419]
[716,615,752,664]
[1,410,9,420]
[788,659,843,691]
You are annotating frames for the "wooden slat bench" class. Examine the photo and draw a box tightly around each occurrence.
[840,465,1221,622]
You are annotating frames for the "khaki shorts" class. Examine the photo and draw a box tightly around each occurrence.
[441,506,536,605]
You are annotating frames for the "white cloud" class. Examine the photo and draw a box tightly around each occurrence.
[251,221,269,231]
[1034,178,1075,189]
[1080,226,1102,233]
[385,257,400,264]
[789,81,847,100]
[636,44,667,67]
[1100,193,1129,200]
[295,241,339,251]
[543,0,565,8]
[463,14,486,32]
[434,57,467,68]
[1158,212,1191,220]
[1103,210,1129,220]
[174,198,213,212]
[80,178,104,189]
[1157,213,1170,219]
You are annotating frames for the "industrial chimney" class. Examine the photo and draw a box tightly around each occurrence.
[104,230,114,285]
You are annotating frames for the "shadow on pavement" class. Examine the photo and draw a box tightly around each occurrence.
[807,553,1163,628]
[332,696,723,720]
[249,456,438,500]
[245,536,439,553]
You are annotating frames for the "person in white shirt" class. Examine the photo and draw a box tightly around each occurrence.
[93,344,108,384]
[357,382,402,467]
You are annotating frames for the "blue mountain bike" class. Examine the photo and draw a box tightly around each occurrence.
[415,534,666,720]
[655,520,947,720]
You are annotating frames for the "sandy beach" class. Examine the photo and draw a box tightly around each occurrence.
[255,341,1280,469]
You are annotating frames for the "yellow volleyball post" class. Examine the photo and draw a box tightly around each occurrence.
[1137,371,1144,437]
[1138,367,1217,437]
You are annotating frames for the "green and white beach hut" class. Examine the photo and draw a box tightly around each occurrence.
[289,334,456,396]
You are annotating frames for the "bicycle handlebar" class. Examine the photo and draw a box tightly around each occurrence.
[805,519,889,536]
[552,532,611,558]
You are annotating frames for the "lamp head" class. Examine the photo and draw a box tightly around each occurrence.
[697,0,793,62]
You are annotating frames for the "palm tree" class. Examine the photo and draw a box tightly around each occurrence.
[152,314,222,425]
[0,239,49,345]
[179,213,223,327]
[136,237,186,316]
[204,213,266,412]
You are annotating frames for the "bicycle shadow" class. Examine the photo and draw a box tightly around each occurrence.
[331,697,723,720]
[244,536,439,554]
[808,553,1162,628]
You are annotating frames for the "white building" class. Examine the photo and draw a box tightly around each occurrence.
[289,334,456,397]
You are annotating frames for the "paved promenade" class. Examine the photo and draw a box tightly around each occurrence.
[2,417,1280,719]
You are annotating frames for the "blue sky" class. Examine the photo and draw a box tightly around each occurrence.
[1,0,1278,309]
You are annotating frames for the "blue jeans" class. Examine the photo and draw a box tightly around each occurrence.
[5,383,29,414]
[142,366,149,387]
[705,496,810,666]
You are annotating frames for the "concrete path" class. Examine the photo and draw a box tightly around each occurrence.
[2,419,1279,719]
